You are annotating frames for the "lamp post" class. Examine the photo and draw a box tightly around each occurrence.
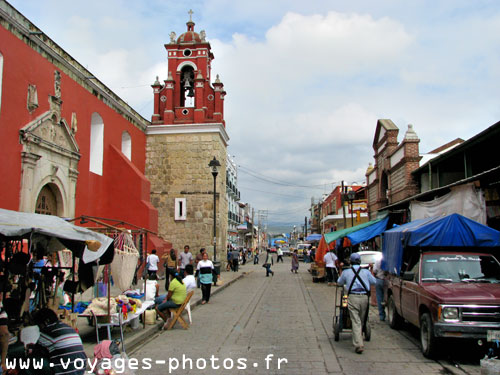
[347,190,356,227]
[208,157,221,262]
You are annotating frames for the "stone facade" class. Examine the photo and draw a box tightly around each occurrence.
[146,127,228,259]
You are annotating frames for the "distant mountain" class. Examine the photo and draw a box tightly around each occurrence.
[267,224,302,236]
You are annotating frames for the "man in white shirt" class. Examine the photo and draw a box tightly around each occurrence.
[146,249,160,278]
[323,249,338,286]
[178,245,194,278]
[182,265,197,291]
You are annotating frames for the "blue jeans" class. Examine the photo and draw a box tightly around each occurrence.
[254,255,259,264]
[375,278,386,320]
[265,264,272,276]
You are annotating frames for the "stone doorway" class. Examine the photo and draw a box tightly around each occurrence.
[35,184,59,216]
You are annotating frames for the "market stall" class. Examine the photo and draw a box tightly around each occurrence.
[0,207,116,372]
[311,216,390,283]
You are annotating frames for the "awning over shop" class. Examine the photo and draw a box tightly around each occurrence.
[0,208,114,264]
[382,213,500,275]
[306,234,322,242]
[346,216,389,246]
[324,215,388,245]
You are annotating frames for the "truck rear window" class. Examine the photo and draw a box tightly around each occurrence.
[421,254,500,283]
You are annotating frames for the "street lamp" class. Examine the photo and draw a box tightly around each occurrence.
[208,157,221,261]
[347,190,356,227]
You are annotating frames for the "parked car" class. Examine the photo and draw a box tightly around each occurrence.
[357,250,382,268]
[281,246,291,256]
[296,243,311,259]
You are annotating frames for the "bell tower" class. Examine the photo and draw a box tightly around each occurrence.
[146,10,229,260]
[151,10,226,126]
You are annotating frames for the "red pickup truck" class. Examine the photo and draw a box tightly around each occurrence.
[387,251,500,357]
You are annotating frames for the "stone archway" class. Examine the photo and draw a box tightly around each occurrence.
[35,184,60,216]
[19,90,80,217]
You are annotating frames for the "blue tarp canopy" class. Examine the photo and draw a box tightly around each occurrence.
[347,216,389,246]
[306,234,322,242]
[382,213,500,275]
[324,215,388,244]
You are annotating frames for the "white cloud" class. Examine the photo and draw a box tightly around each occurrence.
[9,0,500,226]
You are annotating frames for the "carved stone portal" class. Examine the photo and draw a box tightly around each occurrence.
[19,95,80,216]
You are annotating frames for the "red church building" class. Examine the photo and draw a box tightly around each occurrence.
[0,1,167,251]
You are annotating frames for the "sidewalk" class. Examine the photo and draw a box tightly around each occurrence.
[77,263,251,357]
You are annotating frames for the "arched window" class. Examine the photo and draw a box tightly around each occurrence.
[121,131,132,161]
[0,52,3,113]
[90,113,104,175]
[180,66,195,107]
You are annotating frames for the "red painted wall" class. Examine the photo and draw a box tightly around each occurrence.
[0,22,158,233]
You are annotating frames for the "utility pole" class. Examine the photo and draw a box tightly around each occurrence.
[257,210,268,251]
[342,180,347,229]
[304,216,308,239]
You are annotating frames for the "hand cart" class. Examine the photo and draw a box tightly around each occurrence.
[332,284,371,342]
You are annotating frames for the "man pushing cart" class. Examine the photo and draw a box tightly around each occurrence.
[334,253,377,354]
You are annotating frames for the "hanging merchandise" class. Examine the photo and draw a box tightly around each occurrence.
[111,233,139,291]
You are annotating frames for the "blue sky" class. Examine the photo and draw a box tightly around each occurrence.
[9,0,500,227]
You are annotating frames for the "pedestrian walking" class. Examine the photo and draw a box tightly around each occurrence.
[197,252,216,304]
[226,249,232,271]
[372,256,386,321]
[231,248,239,272]
[195,248,206,288]
[336,253,377,354]
[310,246,316,263]
[178,245,193,278]
[263,249,274,277]
[253,249,259,264]
[291,250,299,273]
[305,248,311,263]
[162,248,178,290]
[323,249,338,285]
[146,249,160,278]
[241,249,247,265]
[276,247,284,263]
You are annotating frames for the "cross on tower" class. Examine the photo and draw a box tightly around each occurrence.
[188,9,193,22]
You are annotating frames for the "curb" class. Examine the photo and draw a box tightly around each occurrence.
[126,271,248,354]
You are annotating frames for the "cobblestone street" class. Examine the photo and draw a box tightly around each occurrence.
[132,259,482,375]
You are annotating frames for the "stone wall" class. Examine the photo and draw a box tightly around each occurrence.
[146,131,228,260]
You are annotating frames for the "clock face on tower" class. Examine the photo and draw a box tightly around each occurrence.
[160,95,167,102]
[207,94,214,101]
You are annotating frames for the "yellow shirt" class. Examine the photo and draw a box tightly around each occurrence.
[168,278,187,305]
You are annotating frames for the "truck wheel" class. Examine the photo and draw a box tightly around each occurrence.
[420,312,437,358]
[387,295,402,329]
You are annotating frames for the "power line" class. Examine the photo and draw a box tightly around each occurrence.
[238,165,338,189]
[239,185,309,199]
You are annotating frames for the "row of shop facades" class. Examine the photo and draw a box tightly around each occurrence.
[310,119,500,234]
[0,1,258,261]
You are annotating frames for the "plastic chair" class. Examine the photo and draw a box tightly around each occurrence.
[185,299,192,324]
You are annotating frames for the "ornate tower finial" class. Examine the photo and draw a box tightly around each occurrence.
[188,9,193,22]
